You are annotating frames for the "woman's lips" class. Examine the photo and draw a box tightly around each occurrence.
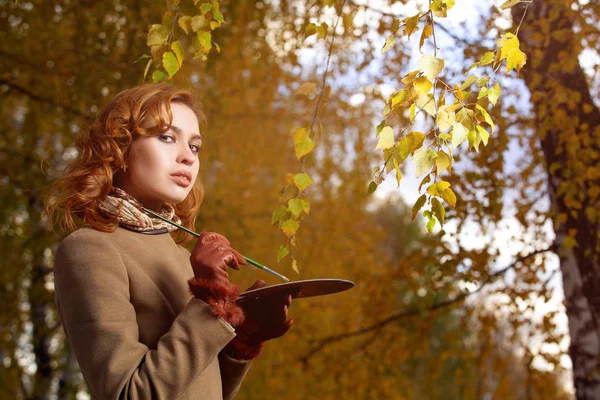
[171,175,190,187]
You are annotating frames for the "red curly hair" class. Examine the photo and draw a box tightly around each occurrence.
[44,83,206,245]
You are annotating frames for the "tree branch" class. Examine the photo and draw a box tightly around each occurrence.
[299,245,554,363]
[0,79,91,120]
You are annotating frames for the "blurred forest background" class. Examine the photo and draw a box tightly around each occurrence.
[1,0,599,398]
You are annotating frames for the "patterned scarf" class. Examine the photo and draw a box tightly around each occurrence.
[97,186,182,233]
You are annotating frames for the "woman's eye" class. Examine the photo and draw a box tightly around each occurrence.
[190,144,201,154]
[159,134,174,143]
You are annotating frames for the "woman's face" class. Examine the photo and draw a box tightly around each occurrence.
[115,102,202,210]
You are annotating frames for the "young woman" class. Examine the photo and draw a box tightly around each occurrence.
[45,83,293,399]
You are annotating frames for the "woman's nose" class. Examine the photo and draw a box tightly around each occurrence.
[177,143,196,165]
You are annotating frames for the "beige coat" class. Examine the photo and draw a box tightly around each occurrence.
[53,226,252,400]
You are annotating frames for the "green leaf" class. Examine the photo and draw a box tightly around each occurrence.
[293,127,315,159]
[213,11,225,23]
[134,54,150,63]
[197,31,212,53]
[376,120,386,135]
[292,259,299,274]
[162,51,180,78]
[282,219,300,237]
[418,54,444,80]
[277,246,289,262]
[368,181,378,195]
[376,126,395,150]
[152,69,169,83]
[431,197,445,227]
[200,2,213,13]
[441,187,457,208]
[147,24,170,46]
[271,205,288,225]
[382,35,395,54]
[288,198,310,218]
[426,215,436,232]
[467,129,480,152]
[294,173,313,192]
[500,0,521,10]
[172,40,185,66]
[468,51,495,70]
[412,194,427,220]
[477,86,489,100]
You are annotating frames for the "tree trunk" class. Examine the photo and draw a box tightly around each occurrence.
[28,189,56,399]
[512,2,600,398]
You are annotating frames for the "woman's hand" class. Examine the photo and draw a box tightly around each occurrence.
[236,280,294,346]
[189,232,247,288]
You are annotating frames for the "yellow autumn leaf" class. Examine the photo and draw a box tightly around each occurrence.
[436,106,456,132]
[489,83,501,105]
[297,81,318,96]
[376,126,395,150]
[476,104,495,133]
[413,77,432,95]
[404,13,420,38]
[435,151,452,173]
[476,125,489,146]
[418,54,444,80]
[413,147,435,177]
[499,33,519,60]
[506,47,527,73]
[431,197,445,227]
[441,186,457,207]
[427,180,451,196]
[416,92,436,116]
[419,23,433,50]
[382,35,395,53]
[293,127,315,159]
[451,122,468,148]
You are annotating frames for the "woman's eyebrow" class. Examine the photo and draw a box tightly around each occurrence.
[169,125,202,141]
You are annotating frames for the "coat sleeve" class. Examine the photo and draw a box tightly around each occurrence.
[53,232,237,400]
[178,244,254,400]
[218,353,253,400]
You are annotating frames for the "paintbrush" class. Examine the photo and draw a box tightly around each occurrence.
[141,207,290,282]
